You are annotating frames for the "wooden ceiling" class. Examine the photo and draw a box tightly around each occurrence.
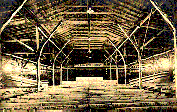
[0,0,175,65]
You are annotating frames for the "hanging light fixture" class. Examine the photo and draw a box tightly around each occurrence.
[87,7,94,14]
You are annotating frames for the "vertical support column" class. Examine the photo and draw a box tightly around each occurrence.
[52,63,55,87]
[116,51,118,84]
[0,45,1,69]
[67,60,69,81]
[60,64,62,85]
[52,49,55,86]
[0,40,2,88]
[124,45,126,85]
[67,67,68,81]
[174,30,177,98]
[106,61,108,78]
[36,26,39,50]
[138,52,142,89]
[36,26,40,90]
[20,60,23,88]
[37,59,41,91]
[110,58,112,80]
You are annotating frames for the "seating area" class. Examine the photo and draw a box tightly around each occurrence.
[1,77,176,111]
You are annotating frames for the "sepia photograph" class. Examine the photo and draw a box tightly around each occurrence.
[0,0,176,111]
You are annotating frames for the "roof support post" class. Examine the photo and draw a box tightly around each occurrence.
[60,64,62,85]
[36,26,39,85]
[149,0,177,98]
[116,51,119,84]
[36,26,39,50]
[52,40,70,86]
[110,58,112,80]
[37,58,41,90]
[38,26,72,63]
[0,40,1,81]
[37,21,63,90]
[67,60,69,81]
[107,37,127,85]
[118,24,142,88]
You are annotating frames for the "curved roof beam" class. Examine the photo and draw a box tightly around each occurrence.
[37,21,63,90]
[52,39,71,86]
[0,0,28,34]
[107,37,127,85]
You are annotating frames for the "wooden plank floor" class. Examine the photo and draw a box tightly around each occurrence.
[0,79,176,110]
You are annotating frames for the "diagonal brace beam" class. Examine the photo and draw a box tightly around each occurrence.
[107,37,127,85]
[62,49,73,64]
[53,39,71,86]
[104,49,116,64]
[38,25,72,62]
[11,37,34,52]
[0,0,28,34]
[104,2,164,62]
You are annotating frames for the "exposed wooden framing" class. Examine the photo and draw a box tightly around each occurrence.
[140,29,166,50]
[117,1,142,13]
[37,21,63,90]
[106,61,108,75]
[38,25,71,63]
[124,45,127,84]
[73,47,103,50]
[53,40,70,86]
[107,37,127,85]
[54,12,120,15]
[95,9,134,31]
[0,38,1,80]
[104,26,139,62]
[13,52,53,55]
[9,19,27,25]
[61,49,73,64]
[110,58,112,80]
[118,24,141,88]
[10,37,35,52]
[60,64,62,85]
[71,36,107,39]
[104,6,160,63]
[72,34,107,36]
[116,51,118,84]
[36,26,39,50]
[143,9,152,48]
[113,5,141,17]
[37,58,41,91]
[0,0,28,34]
[127,49,173,68]
[106,8,137,22]
[150,0,177,97]
[104,49,116,64]
[140,26,166,30]
[74,44,102,47]
[72,42,103,45]
[64,6,109,7]
[66,60,69,81]
[71,30,122,41]
[4,39,36,42]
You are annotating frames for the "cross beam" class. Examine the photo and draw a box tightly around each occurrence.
[53,40,71,86]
